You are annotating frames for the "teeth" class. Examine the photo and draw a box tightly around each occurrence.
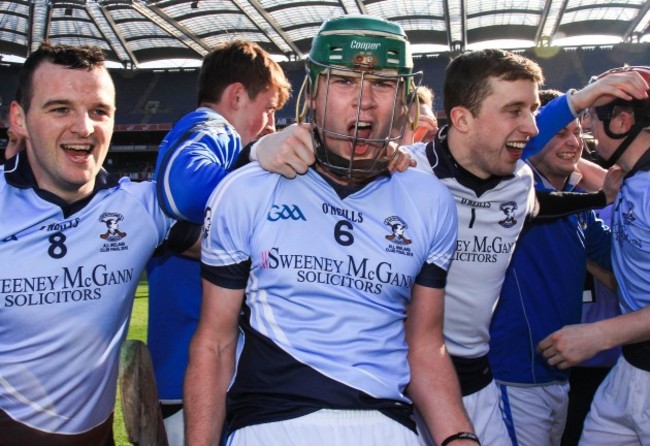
[357,122,371,129]
[506,142,526,150]
[557,152,575,159]
[62,144,92,152]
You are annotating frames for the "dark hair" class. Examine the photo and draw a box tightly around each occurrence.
[16,41,107,113]
[538,89,562,107]
[197,40,291,108]
[443,49,544,118]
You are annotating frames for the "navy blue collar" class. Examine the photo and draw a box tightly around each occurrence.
[4,152,119,217]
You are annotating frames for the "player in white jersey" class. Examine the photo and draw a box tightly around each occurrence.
[408,50,647,446]
[408,51,541,444]
[185,15,478,446]
[539,66,650,445]
[251,50,647,446]
[0,42,198,446]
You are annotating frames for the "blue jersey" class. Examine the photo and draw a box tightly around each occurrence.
[0,154,173,434]
[154,107,241,224]
[489,163,611,384]
[612,150,650,314]
[148,107,241,401]
[611,145,650,380]
[201,164,457,432]
[523,93,577,159]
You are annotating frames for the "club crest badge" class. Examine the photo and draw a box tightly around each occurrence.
[99,212,127,241]
[498,201,518,228]
[384,216,412,245]
[622,201,636,224]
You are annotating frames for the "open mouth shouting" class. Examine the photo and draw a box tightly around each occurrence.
[350,121,373,156]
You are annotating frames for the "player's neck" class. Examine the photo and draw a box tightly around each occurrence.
[618,135,650,173]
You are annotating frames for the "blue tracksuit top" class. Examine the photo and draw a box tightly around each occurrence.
[489,164,612,384]
[148,108,241,400]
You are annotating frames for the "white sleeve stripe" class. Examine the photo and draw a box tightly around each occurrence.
[161,132,210,221]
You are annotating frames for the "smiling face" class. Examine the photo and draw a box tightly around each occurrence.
[311,68,406,182]
[530,119,583,189]
[11,61,115,203]
[460,76,540,178]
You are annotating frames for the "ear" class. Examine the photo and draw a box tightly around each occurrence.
[9,101,28,138]
[224,83,247,110]
[449,106,472,133]
[613,107,635,133]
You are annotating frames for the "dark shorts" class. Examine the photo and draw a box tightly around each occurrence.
[0,408,114,446]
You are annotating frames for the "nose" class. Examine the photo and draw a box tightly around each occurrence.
[568,132,581,148]
[70,111,94,137]
[354,78,377,110]
[522,111,539,137]
[267,111,276,131]
[257,112,276,138]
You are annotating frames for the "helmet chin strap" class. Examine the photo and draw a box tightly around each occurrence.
[599,119,647,169]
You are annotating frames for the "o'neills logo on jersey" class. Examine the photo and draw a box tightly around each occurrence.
[40,218,81,232]
[321,202,363,223]
[498,201,518,228]
[99,212,128,252]
[460,198,491,208]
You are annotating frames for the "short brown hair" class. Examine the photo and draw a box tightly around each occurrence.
[17,41,107,113]
[197,40,291,108]
[444,49,544,118]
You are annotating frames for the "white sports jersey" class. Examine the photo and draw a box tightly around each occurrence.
[0,155,173,435]
[201,163,457,432]
[410,137,537,358]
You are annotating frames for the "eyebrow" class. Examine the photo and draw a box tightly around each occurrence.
[42,98,114,111]
[41,99,72,108]
[502,100,540,111]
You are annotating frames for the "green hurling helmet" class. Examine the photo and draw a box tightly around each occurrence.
[308,15,415,97]
[299,15,421,182]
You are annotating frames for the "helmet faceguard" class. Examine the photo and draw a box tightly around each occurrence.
[297,15,422,182]
[589,66,650,168]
